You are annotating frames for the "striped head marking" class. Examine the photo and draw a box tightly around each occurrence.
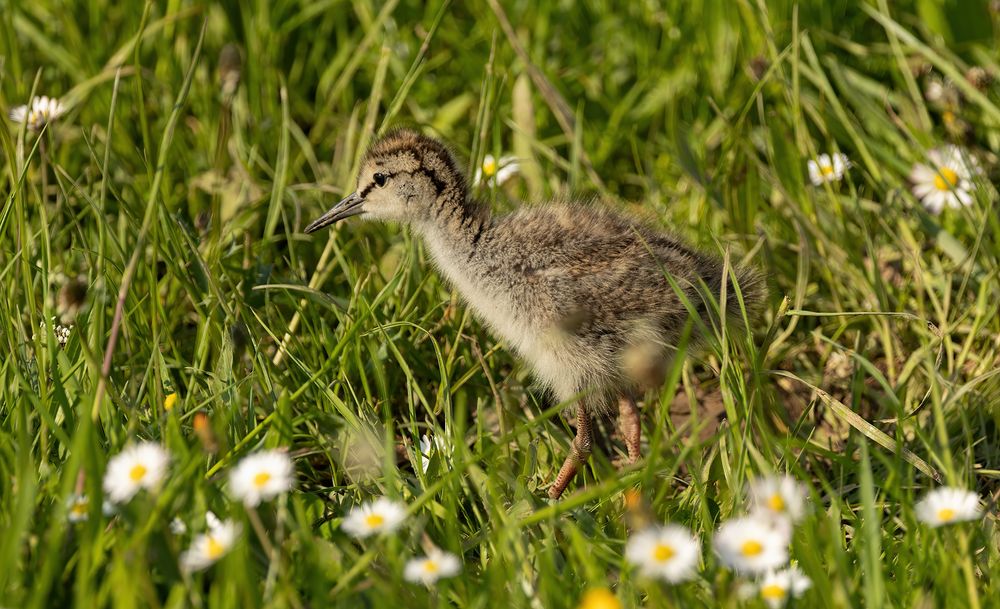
[305,130,465,233]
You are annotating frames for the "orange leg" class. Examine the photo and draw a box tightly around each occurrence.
[548,406,593,499]
[618,395,641,464]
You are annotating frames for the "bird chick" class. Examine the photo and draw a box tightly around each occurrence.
[306,129,764,499]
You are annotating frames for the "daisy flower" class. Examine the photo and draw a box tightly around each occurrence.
[179,517,240,573]
[170,517,188,535]
[744,567,812,608]
[807,153,849,185]
[748,475,808,523]
[102,442,170,504]
[9,95,66,131]
[624,524,701,583]
[403,548,462,586]
[576,588,622,609]
[473,154,519,187]
[341,497,407,538]
[418,434,433,473]
[229,449,295,507]
[909,146,982,214]
[915,487,982,527]
[67,494,90,523]
[416,433,448,474]
[713,516,790,574]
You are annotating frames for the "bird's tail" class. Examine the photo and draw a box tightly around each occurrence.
[723,262,766,323]
[694,256,767,333]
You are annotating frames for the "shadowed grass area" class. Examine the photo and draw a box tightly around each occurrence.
[2,0,999,607]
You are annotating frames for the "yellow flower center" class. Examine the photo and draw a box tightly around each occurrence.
[579,589,621,609]
[483,159,497,177]
[164,393,178,411]
[820,164,835,176]
[652,543,675,563]
[129,464,148,481]
[740,540,764,557]
[253,472,272,488]
[937,508,956,522]
[70,501,89,516]
[206,536,225,559]
[365,513,385,528]
[933,167,959,191]
[768,493,786,512]
[761,584,787,600]
[422,560,439,573]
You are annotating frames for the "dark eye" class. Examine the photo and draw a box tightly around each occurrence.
[373,172,388,187]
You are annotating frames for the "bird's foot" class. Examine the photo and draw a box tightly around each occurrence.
[618,395,642,465]
[547,407,593,499]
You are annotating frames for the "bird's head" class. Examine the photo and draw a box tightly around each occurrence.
[304,129,468,233]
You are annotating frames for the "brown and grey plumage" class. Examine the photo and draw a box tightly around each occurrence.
[305,129,764,499]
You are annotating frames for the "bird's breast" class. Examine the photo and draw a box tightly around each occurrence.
[422,233,565,370]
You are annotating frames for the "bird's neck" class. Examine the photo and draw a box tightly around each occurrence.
[417,191,491,256]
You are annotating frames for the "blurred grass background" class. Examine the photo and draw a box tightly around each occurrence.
[2,0,1000,607]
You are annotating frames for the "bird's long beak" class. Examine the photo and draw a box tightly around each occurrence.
[304,192,365,233]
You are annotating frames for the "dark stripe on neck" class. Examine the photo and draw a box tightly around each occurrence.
[417,165,449,196]
[466,220,486,261]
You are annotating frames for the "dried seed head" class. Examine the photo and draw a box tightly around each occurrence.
[57,277,88,322]
[965,66,993,91]
[218,44,242,99]
[748,56,770,82]
[908,56,932,78]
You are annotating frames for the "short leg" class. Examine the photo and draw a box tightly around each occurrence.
[618,396,641,464]
[548,406,593,499]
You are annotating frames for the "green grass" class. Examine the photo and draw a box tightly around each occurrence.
[2,0,1000,607]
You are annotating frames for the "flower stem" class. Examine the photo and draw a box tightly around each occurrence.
[958,528,981,609]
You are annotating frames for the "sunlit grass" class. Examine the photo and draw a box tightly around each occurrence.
[1,1,999,607]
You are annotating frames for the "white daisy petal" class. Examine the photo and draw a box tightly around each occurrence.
[9,105,28,125]
[909,146,982,213]
[475,153,519,187]
[170,517,188,535]
[180,518,240,573]
[8,95,66,131]
[748,475,808,523]
[102,442,170,504]
[229,449,295,507]
[713,516,790,574]
[494,156,520,185]
[807,152,849,185]
[832,153,847,174]
[625,524,701,583]
[418,434,433,474]
[807,160,822,186]
[341,497,407,538]
[753,566,813,608]
[403,548,462,586]
[915,487,982,527]
[67,494,90,523]
[206,510,222,531]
